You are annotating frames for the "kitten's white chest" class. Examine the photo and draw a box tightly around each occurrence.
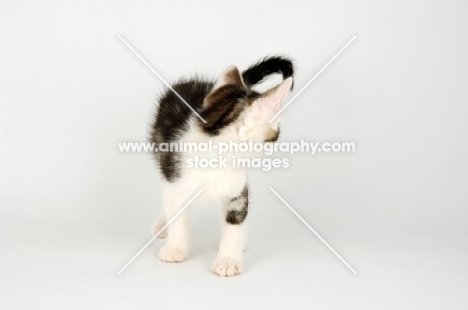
[183,163,247,200]
[179,125,248,200]
[208,167,246,197]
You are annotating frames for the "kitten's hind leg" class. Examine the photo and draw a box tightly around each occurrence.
[212,186,248,277]
[150,212,167,239]
[158,190,191,263]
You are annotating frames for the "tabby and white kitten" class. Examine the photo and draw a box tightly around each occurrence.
[149,56,294,276]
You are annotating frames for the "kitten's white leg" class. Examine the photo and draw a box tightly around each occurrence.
[212,222,247,276]
[212,186,248,276]
[150,212,167,239]
[158,191,191,263]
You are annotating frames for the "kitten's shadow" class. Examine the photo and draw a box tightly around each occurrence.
[243,244,284,270]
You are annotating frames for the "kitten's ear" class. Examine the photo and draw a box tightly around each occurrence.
[262,77,293,110]
[213,65,245,90]
[245,77,292,129]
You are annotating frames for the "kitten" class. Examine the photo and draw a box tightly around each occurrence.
[149,56,294,276]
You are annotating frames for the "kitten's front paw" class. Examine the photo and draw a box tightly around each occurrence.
[159,245,187,262]
[211,258,243,277]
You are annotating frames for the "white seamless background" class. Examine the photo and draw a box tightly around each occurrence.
[1,1,468,309]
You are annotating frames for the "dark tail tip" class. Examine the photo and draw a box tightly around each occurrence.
[242,56,294,90]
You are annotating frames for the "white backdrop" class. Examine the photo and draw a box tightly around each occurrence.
[1,1,468,309]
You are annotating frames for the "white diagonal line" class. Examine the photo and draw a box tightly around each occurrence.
[118,35,207,123]
[268,36,356,123]
[269,187,357,274]
[117,187,206,275]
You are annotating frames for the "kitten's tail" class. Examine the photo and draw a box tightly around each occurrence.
[242,56,294,90]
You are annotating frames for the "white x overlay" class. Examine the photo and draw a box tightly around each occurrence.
[117,35,357,275]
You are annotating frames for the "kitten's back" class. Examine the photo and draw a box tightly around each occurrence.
[151,79,214,144]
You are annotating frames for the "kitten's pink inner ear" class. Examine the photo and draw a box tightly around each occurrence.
[264,77,293,108]
[213,65,244,90]
[274,77,293,101]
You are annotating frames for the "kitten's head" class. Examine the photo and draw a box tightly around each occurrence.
[200,66,292,142]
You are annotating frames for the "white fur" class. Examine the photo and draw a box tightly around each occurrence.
[212,219,247,276]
